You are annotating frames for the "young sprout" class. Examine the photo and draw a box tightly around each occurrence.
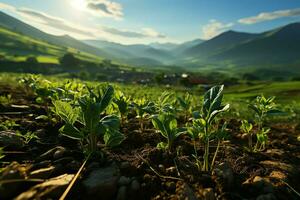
[248,95,277,151]
[53,85,125,156]
[156,91,176,114]
[240,120,254,152]
[255,127,270,151]
[133,98,156,132]
[177,92,192,121]
[152,113,184,152]
[16,131,39,144]
[188,85,229,172]
[113,91,131,126]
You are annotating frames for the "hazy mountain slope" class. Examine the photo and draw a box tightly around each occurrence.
[0,11,109,58]
[211,23,300,65]
[184,31,259,58]
[172,39,204,55]
[83,39,174,64]
[0,25,102,63]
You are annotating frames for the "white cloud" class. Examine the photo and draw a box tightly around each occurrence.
[239,8,300,24]
[0,2,15,11]
[0,2,168,44]
[142,28,166,38]
[70,0,123,20]
[201,20,234,39]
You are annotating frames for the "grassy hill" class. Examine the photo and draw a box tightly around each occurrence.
[0,25,103,64]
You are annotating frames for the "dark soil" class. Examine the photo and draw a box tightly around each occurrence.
[0,84,300,200]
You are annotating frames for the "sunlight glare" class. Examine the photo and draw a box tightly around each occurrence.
[71,0,86,11]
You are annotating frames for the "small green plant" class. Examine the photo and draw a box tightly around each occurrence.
[248,95,277,151]
[177,92,192,121]
[240,120,254,151]
[152,113,184,152]
[133,98,156,132]
[53,85,125,155]
[156,91,176,114]
[0,94,13,106]
[187,85,229,171]
[0,120,19,131]
[16,131,39,144]
[113,91,131,125]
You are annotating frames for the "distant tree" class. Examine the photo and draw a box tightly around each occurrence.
[154,73,165,84]
[26,56,39,64]
[60,53,80,68]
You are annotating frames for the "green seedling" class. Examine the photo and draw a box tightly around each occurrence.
[0,120,19,131]
[16,131,39,144]
[113,91,131,125]
[248,95,277,151]
[53,85,125,156]
[0,94,13,106]
[188,85,229,172]
[133,98,156,132]
[177,92,192,121]
[152,113,185,152]
[240,120,254,152]
[156,91,176,114]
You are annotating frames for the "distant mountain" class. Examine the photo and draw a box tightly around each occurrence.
[183,31,259,58]
[83,40,174,65]
[181,23,300,68]
[172,39,204,55]
[149,42,179,50]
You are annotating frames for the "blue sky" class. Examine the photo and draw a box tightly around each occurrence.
[0,0,300,44]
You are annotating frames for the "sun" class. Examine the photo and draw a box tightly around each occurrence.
[71,0,86,10]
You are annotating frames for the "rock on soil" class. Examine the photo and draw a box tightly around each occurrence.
[14,174,74,200]
[213,162,234,192]
[83,165,120,200]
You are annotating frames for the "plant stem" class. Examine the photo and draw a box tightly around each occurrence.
[211,139,220,170]
[59,153,91,200]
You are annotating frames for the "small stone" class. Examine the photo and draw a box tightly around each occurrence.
[30,166,55,179]
[83,165,119,200]
[118,176,131,186]
[116,186,127,200]
[53,147,66,160]
[158,164,165,173]
[143,174,152,182]
[165,181,176,192]
[39,146,66,161]
[130,180,140,192]
[200,188,215,200]
[166,166,176,175]
[213,162,234,191]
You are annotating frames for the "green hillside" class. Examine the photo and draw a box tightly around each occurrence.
[0,25,103,64]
